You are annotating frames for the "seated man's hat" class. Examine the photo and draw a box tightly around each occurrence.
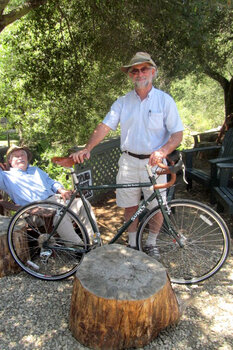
[6,145,32,166]
[121,52,157,73]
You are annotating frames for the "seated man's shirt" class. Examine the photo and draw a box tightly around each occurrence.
[0,165,63,206]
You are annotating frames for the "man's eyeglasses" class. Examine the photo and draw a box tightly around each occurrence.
[129,66,152,75]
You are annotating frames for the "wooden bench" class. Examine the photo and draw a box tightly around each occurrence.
[191,127,220,148]
[213,163,233,215]
[182,128,233,191]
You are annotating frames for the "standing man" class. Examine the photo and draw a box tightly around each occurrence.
[71,52,183,254]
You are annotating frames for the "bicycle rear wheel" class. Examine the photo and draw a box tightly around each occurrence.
[8,201,90,281]
[137,199,230,284]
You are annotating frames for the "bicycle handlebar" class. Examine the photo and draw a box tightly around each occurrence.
[51,156,180,189]
[145,163,176,189]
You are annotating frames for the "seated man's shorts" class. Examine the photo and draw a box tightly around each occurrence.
[116,152,167,209]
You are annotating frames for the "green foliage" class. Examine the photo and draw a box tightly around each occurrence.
[32,145,73,189]
[170,74,225,148]
[0,2,132,151]
[0,0,232,159]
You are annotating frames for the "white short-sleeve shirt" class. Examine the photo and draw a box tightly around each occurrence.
[102,86,183,154]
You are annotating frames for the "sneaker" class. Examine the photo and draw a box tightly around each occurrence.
[144,245,160,259]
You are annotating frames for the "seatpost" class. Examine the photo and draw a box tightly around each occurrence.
[69,166,101,244]
[69,167,79,186]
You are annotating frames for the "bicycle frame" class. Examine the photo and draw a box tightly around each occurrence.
[48,167,183,249]
[9,156,229,283]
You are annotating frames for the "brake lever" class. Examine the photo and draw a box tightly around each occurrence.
[168,159,183,174]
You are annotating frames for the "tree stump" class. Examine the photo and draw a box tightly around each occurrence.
[69,244,180,350]
[0,215,28,277]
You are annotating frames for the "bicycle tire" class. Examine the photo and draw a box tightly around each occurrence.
[7,201,90,281]
[137,199,230,284]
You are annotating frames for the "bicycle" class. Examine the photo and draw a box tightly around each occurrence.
[7,155,231,284]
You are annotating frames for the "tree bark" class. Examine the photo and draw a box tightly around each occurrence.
[224,77,233,116]
[204,66,233,117]
[0,216,28,277]
[69,244,180,350]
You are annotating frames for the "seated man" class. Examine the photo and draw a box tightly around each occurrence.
[0,145,96,244]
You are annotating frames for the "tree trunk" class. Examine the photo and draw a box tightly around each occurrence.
[224,77,233,117]
[0,216,28,277]
[69,244,180,350]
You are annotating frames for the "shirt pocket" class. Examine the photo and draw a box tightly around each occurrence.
[148,112,164,130]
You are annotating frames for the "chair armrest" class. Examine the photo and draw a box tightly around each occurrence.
[182,145,221,169]
[182,145,221,154]
[216,163,233,187]
[209,156,233,165]
[216,163,233,170]
[0,200,21,212]
[209,158,233,185]
[0,162,9,171]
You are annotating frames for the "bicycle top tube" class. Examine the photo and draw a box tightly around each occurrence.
[51,156,181,245]
[76,181,153,191]
[51,156,178,191]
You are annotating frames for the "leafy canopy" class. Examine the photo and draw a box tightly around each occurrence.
[0,0,232,160]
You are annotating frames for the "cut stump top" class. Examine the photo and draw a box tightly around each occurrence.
[75,243,167,300]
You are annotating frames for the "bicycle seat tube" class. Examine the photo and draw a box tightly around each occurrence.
[72,168,100,243]
[46,191,78,241]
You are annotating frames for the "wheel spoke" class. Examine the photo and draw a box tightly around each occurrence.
[138,200,230,284]
[8,201,89,281]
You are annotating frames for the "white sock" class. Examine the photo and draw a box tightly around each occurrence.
[146,232,159,246]
[128,231,137,247]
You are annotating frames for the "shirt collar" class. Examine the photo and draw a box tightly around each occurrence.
[133,86,155,100]
[147,86,155,99]
[10,165,30,173]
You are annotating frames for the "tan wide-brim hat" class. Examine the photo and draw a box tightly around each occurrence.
[121,52,157,73]
[6,144,32,166]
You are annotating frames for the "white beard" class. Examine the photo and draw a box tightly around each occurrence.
[134,74,153,89]
[134,79,150,89]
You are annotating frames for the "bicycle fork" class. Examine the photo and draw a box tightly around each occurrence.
[146,164,185,248]
[162,203,185,248]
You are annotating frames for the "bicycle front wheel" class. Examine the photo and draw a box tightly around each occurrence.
[137,199,230,284]
[8,201,90,281]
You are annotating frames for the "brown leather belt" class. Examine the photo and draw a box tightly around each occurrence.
[124,151,150,159]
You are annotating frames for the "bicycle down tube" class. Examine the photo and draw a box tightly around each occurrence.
[67,166,183,247]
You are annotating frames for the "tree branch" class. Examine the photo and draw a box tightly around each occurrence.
[57,4,78,62]
[203,66,230,90]
[0,1,10,16]
[0,0,47,32]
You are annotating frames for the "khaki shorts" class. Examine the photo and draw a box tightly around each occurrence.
[116,153,167,209]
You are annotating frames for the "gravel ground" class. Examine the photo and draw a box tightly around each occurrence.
[0,251,232,350]
[1,179,233,350]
